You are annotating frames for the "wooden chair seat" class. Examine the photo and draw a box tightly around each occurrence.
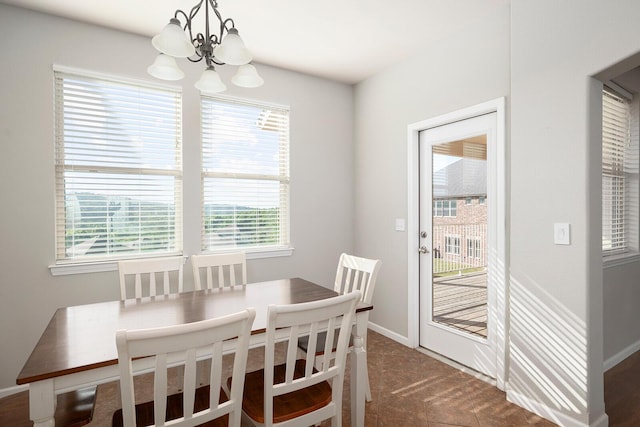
[114,309,255,427]
[112,385,228,427]
[235,360,332,424]
[235,292,360,427]
[0,386,96,427]
[296,253,381,403]
[297,329,353,356]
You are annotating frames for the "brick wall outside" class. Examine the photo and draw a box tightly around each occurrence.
[432,196,487,274]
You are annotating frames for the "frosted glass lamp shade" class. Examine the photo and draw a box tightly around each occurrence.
[232,64,264,88]
[195,67,227,94]
[147,53,185,80]
[213,28,252,65]
[152,18,196,58]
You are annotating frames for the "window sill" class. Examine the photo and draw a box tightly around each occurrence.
[49,246,295,276]
[603,251,640,269]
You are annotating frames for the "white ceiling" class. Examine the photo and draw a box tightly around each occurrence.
[1,0,508,84]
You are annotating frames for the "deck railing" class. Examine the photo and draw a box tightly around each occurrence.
[432,223,487,275]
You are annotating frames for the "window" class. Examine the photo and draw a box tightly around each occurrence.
[467,238,481,259]
[55,69,183,263]
[445,236,461,255]
[434,199,457,217]
[602,85,639,259]
[201,96,290,252]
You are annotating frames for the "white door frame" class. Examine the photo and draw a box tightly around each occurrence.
[406,97,507,389]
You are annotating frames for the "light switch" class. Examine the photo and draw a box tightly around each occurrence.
[395,218,405,232]
[554,223,570,245]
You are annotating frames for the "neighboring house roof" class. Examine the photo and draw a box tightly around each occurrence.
[433,158,487,198]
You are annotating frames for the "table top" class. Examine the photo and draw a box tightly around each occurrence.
[17,277,372,385]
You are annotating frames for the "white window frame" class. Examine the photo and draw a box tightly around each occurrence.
[200,95,292,256]
[445,235,461,255]
[467,237,481,259]
[50,66,183,275]
[602,83,640,267]
[434,199,457,217]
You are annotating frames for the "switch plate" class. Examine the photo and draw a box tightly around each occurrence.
[395,218,405,232]
[554,223,570,245]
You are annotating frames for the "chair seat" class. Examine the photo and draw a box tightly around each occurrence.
[297,329,354,356]
[112,385,228,427]
[237,359,332,424]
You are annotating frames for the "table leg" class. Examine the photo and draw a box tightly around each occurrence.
[351,314,367,427]
[29,379,56,427]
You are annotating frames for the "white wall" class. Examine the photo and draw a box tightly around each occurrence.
[5,3,640,424]
[604,263,640,366]
[0,4,354,389]
[509,0,640,425]
[353,6,510,340]
[356,0,640,425]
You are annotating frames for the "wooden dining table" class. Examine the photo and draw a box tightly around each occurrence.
[17,277,373,427]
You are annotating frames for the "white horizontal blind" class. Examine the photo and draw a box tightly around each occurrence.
[201,96,290,251]
[602,87,631,254]
[55,71,183,262]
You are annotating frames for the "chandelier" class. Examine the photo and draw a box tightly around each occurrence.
[148,0,263,94]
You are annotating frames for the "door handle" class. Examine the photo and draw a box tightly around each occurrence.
[419,246,430,254]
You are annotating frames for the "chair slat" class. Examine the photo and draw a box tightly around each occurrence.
[298,253,382,405]
[238,291,360,426]
[154,354,168,425]
[191,252,247,290]
[114,309,255,427]
[118,256,184,300]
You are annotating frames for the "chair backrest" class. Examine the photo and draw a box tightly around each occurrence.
[116,308,256,427]
[262,291,360,426]
[191,252,247,290]
[334,253,381,304]
[118,256,184,300]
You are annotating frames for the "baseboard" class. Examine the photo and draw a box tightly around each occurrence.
[604,339,640,371]
[0,384,28,399]
[506,389,609,427]
[367,321,411,347]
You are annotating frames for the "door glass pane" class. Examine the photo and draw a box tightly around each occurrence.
[431,136,488,338]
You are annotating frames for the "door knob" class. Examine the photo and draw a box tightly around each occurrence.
[419,246,430,254]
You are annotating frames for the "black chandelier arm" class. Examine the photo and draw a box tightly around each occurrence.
[165,0,240,68]
[187,33,224,66]
[207,0,235,35]
[186,33,206,63]
[220,17,236,34]
[184,0,205,29]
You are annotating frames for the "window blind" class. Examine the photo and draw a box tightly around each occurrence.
[55,71,183,262]
[602,87,632,254]
[201,96,290,251]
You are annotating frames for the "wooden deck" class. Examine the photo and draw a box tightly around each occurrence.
[433,271,487,337]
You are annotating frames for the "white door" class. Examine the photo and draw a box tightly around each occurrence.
[418,112,498,378]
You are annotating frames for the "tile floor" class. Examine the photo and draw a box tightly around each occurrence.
[3,329,637,426]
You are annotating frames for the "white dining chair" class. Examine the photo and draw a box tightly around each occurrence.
[117,256,184,300]
[297,253,381,401]
[236,291,360,427]
[112,308,256,427]
[191,252,247,290]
